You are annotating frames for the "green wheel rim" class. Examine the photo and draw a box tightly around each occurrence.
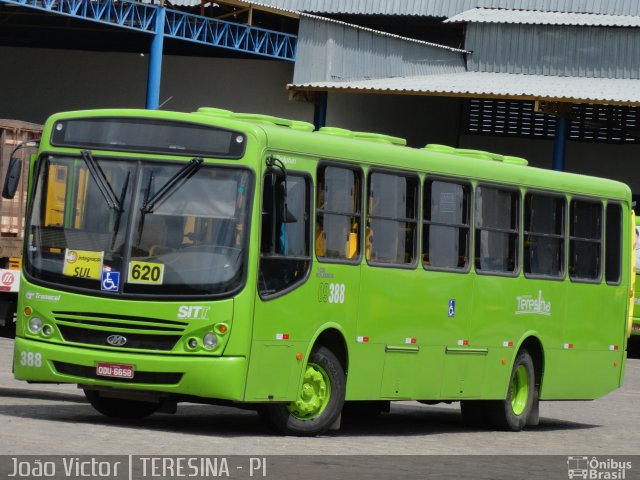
[287,362,331,420]
[510,365,529,416]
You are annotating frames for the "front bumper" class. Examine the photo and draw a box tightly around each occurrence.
[13,336,247,401]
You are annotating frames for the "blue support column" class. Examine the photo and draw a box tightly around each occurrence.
[313,92,328,130]
[146,6,166,110]
[552,115,568,171]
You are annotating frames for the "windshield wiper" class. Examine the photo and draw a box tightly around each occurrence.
[136,157,203,247]
[141,157,203,214]
[81,150,121,211]
[110,171,130,249]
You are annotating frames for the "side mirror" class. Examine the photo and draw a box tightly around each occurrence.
[2,156,22,199]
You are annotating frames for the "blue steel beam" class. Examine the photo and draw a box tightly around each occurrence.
[0,0,297,61]
[552,116,568,171]
[164,9,296,61]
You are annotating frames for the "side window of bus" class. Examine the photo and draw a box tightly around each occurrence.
[423,178,470,270]
[259,171,311,297]
[316,165,361,262]
[569,199,602,281]
[524,193,565,278]
[605,202,622,285]
[475,185,519,274]
[366,171,418,266]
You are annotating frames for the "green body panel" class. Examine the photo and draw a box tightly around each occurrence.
[633,274,640,336]
[13,108,631,407]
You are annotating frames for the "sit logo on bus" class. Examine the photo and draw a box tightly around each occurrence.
[177,306,211,320]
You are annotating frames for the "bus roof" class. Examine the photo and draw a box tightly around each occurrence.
[44,108,632,202]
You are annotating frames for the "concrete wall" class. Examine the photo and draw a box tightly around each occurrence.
[0,46,462,149]
[0,46,311,124]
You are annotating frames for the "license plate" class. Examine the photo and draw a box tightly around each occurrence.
[96,362,134,379]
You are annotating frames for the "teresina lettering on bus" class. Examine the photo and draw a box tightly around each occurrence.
[515,290,551,316]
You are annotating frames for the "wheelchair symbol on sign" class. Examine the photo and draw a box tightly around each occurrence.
[101,271,120,292]
[448,299,456,317]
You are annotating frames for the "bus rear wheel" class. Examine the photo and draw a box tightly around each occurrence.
[259,346,345,436]
[486,349,535,431]
[84,390,160,419]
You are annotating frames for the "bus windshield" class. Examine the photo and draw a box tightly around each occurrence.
[25,155,253,297]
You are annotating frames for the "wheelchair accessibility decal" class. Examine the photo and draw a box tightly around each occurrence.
[101,271,120,292]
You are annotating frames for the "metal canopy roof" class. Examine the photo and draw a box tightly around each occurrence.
[288,72,640,105]
[213,0,640,18]
[446,8,640,27]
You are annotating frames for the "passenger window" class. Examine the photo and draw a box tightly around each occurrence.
[605,203,622,285]
[475,186,519,274]
[524,193,565,278]
[569,199,602,281]
[423,179,470,270]
[316,165,361,261]
[259,172,311,297]
[366,172,418,266]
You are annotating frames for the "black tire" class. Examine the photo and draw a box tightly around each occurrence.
[460,400,487,428]
[485,349,535,431]
[259,346,345,436]
[84,390,160,419]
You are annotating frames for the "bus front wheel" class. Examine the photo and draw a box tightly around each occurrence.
[84,390,160,419]
[259,346,345,436]
[486,349,536,431]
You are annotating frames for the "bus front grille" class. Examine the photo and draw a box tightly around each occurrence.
[51,311,186,351]
[57,324,181,351]
[53,361,183,385]
[52,311,188,332]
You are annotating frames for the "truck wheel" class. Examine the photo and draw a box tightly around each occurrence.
[485,349,535,431]
[259,346,345,436]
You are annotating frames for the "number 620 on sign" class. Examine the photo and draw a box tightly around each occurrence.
[128,261,164,285]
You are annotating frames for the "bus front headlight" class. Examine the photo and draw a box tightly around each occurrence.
[28,317,43,334]
[203,333,217,350]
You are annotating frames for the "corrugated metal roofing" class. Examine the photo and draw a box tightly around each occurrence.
[226,0,640,18]
[223,0,477,18]
[301,13,467,53]
[447,8,640,26]
[466,23,640,79]
[140,1,640,18]
[288,72,640,105]
[293,15,466,84]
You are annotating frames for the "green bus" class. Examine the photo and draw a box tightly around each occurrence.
[632,222,640,337]
[7,107,633,436]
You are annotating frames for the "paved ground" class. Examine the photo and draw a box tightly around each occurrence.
[1,337,639,479]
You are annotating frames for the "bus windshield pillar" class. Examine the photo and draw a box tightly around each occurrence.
[552,115,568,171]
[146,6,166,110]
